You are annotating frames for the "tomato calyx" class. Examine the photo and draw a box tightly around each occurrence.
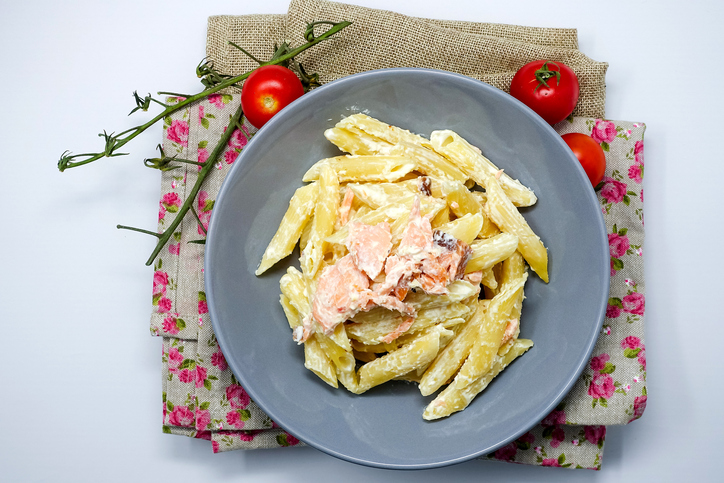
[534,61,562,91]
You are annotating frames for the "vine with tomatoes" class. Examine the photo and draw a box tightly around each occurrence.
[58,20,351,266]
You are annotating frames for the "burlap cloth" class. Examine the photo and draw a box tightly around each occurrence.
[153,0,646,470]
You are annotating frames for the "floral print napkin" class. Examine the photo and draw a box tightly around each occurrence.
[150,93,646,469]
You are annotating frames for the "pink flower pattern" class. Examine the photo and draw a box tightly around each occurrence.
[620,336,642,350]
[228,126,250,149]
[630,395,647,422]
[588,373,615,399]
[157,297,172,313]
[162,316,180,335]
[224,149,239,165]
[606,304,622,318]
[590,353,610,373]
[195,409,211,431]
[161,192,181,210]
[226,384,250,409]
[167,347,183,372]
[198,148,209,165]
[622,293,645,315]
[608,233,630,258]
[166,120,189,146]
[208,94,225,109]
[600,177,627,204]
[591,119,617,144]
[634,140,644,165]
[226,410,246,429]
[168,406,194,427]
[628,164,643,183]
[211,350,228,371]
[584,426,606,446]
[195,366,208,389]
[493,442,517,461]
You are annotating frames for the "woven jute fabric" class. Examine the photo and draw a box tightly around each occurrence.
[206,0,607,118]
[207,14,287,83]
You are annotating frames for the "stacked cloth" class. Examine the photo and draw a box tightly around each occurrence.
[152,0,646,469]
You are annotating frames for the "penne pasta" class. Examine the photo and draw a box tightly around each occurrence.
[435,213,485,245]
[419,300,488,396]
[423,339,533,420]
[300,165,340,279]
[256,114,547,420]
[357,326,447,393]
[324,126,391,155]
[428,130,537,207]
[303,155,417,183]
[256,183,318,275]
[347,303,470,344]
[452,274,528,390]
[484,175,549,282]
[465,232,519,273]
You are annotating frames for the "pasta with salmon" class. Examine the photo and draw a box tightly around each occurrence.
[256,113,547,419]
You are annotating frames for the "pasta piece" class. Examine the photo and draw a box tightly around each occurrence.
[428,130,537,207]
[419,300,488,396]
[256,183,318,275]
[347,303,470,344]
[304,335,339,388]
[303,155,416,183]
[465,233,519,273]
[299,212,313,252]
[430,206,451,228]
[280,295,338,388]
[324,126,393,155]
[351,318,463,355]
[346,181,417,209]
[404,280,479,310]
[338,113,430,147]
[484,175,549,282]
[316,332,359,393]
[300,165,339,279]
[499,250,526,323]
[452,274,528,390]
[423,339,533,420]
[279,267,312,317]
[357,326,446,393]
[439,180,482,217]
[435,213,485,245]
[338,114,467,182]
[480,268,498,291]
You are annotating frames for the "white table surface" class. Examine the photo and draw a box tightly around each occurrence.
[2,0,722,481]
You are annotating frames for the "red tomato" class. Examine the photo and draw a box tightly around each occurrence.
[561,133,606,187]
[510,60,580,125]
[241,65,304,129]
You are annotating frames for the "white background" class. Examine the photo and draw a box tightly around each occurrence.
[1,0,721,481]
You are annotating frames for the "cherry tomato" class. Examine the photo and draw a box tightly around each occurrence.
[510,60,580,125]
[241,65,304,129]
[561,133,606,187]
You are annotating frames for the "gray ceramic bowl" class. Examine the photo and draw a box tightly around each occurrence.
[205,68,609,469]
